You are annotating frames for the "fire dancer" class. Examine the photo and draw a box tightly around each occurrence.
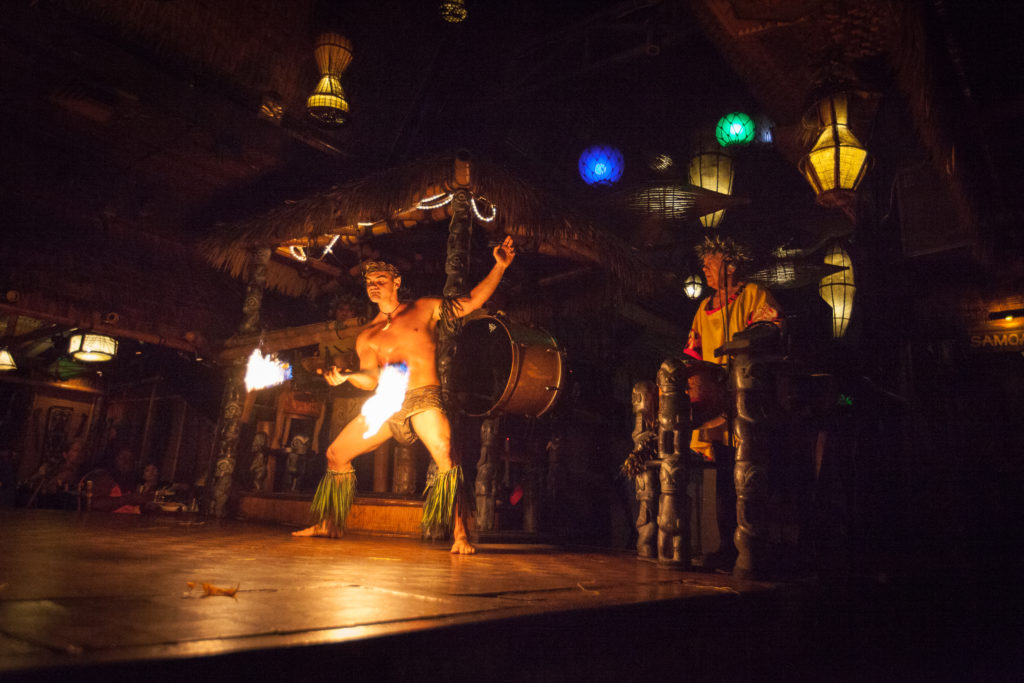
[293,236,517,553]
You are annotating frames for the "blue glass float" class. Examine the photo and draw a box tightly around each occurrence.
[578,145,624,186]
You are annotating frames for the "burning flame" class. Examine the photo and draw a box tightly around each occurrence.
[244,349,292,391]
[361,363,410,437]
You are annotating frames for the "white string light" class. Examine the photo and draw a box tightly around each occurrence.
[320,234,340,257]
[416,192,453,210]
[471,197,497,222]
[288,245,308,262]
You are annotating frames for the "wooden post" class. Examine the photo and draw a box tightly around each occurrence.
[725,326,782,580]
[475,417,500,532]
[436,153,474,487]
[656,358,691,568]
[208,246,271,517]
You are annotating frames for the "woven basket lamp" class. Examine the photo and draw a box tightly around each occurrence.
[307,33,352,126]
[67,333,118,362]
[818,243,855,338]
[798,94,870,214]
[688,133,734,228]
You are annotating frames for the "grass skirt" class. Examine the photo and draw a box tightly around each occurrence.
[310,469,356,531]
[421,466,469,539]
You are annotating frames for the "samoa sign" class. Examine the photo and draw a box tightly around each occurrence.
[968,326,1024,352]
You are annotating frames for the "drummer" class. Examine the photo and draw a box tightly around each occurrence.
[683,235,781,569]
[293,236,517,554]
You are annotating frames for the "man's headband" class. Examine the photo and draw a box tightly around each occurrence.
[360,260,401,279]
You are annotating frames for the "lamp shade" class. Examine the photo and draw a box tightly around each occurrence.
[798,94,870,210]
[818,244,855,338]
[688,135,734,228]
[0,349,15,371]
[439,0,467,22]
[68,333,118,362]
[307,33,352,126]
[715,112,755,147]
[683,273,705,300]
[579,145,624,186]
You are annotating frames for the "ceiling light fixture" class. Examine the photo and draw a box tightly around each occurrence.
[306,33,352,126]
[67,333,118,362]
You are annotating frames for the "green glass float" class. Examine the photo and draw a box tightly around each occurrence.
[715,112,755,147]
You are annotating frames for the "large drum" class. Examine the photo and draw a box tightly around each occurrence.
[451,315,565,418]
[686,360,729,428]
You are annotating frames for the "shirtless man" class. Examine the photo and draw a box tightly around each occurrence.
[293,236,516,554]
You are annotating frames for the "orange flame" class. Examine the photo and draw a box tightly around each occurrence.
[361,363,409,437]
[244,349,292,391]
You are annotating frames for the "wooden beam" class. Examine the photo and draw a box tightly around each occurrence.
[218,319,368,362]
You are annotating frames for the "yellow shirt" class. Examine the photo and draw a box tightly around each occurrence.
[684,282,780,459]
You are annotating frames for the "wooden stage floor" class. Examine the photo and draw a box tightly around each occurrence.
[1,509,1021,682]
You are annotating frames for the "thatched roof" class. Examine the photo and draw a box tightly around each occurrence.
[201,152,698,299]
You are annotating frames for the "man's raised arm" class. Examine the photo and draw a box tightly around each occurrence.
[449,236,516,318]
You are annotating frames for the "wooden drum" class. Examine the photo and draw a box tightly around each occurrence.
[687,360,729,428]
[451,315,566,418]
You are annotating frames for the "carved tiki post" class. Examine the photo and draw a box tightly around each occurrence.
[436,154,473,492]
[656,358,691,567]
[209,246,271,516]
[393,443,418,495]
[728,329,780,580]
[475,416,500,531]
[631,380,659,559]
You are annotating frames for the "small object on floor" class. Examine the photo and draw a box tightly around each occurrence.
[185,581,240,598]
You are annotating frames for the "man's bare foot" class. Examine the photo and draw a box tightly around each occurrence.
[291,522,342,538]
[450,537,476,554]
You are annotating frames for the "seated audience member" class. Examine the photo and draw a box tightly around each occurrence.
[26,440,88,508]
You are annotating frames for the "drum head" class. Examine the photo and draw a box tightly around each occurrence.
[451,317,513,416]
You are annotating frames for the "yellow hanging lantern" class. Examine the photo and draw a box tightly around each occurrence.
[307,33,352,126]
[688,133,734,229]
[798,94,870,215]
[0,348,16,371]
[818,244,855,338]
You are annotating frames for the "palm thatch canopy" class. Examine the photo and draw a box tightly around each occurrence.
[200,152,709,299]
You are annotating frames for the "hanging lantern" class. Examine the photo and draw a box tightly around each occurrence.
[67,333,118,362]
[0,349,15,371]
[818,243,855,338]
[439,0,467,22]
[798,93,870,215]
[715,112,755,147]
[628,185,696,220]
[578,145,624,186]
[306,33,352,126]
[688,133,734,228]
[683,273,706,300]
